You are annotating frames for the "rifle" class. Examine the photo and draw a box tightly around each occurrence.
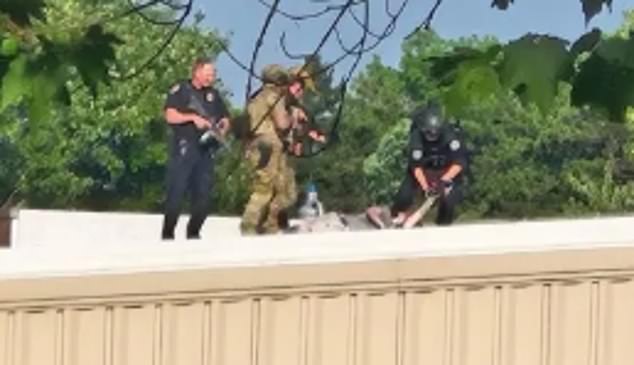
[402,193,439,228]
[286,105,327,156]
[364,193,439,230]
[184,86,227,153]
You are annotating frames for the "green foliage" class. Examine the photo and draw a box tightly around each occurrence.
[572,35,634,121]
[0,0,45,25]
[363,19,634,220]
[500,35,573,112]
[71,24,122,97]
[363,118,409,204]
[0,36,19,57]
[0,0,229,210]
[400,31,499,111]
[306,57,409,212]
[211,145,251,215]
[1,54,29,110]
[443,59,501,117]
[362,80,634,219]
[2,0,634,223]
[420,21,634,123]
[0,0,120,122]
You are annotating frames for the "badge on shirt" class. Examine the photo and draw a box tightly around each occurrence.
[206,92,214,102]
[412,149,423,160]
[449,140,461,151]
[169,83,180,94]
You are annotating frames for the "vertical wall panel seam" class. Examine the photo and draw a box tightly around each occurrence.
[55,309,64,365]
[349,293,357,365]
[589,281,599,365]
[202,301,211,365]
[104,307,113,365]
[541,284,551,365]
[396,291,405,365]
[444,289,454,365]
[493,286,502,365]
[252,298,261,365]
[7,311,14,365]
[300,296,309,365]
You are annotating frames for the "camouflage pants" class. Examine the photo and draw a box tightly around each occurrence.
[240,139,297,235]
[277,153,297,213]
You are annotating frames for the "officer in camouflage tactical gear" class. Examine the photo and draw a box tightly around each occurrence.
[240,64,316,234]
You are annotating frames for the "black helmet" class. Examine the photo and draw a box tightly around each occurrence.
[413,102,444,141]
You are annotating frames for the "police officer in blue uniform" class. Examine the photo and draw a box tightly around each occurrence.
[161,58,230,240]
[391,102,468,226]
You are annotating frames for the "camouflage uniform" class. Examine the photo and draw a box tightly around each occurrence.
[240,64,317,235]
[276,148,297,213]
[274,67,316,219]
[240,65,292,234]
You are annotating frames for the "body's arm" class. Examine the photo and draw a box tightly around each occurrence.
[215,93,231,134]
[441,164,463,182]
[408,124,429,191]
[164,108,211,129]
[442,135,468,182]
[413,167,430,191]
[270,95,293,130]
[164,82,210,130]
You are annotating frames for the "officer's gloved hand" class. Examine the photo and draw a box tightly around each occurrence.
[425,187,441,198]
[429,179,453,197]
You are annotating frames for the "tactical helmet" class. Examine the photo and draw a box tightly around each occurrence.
[261,64,289,85]
[413,102,444,141]
[288,65,317,92]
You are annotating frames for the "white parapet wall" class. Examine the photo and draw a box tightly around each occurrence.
[2,212,634,276]
[9,208,634,251]
[10,208,243,248]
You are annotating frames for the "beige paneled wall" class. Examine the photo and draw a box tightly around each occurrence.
[0,311,10,365]
[2,247,634,364]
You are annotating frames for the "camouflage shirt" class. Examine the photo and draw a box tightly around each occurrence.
[247,84,288,146]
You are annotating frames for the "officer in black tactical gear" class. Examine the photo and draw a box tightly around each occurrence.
[390,101,468,226]
[161,57,230,240]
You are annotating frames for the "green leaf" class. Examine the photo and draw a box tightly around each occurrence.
[28,73,61,122]
[71,24,122,97]
[581,0,612,25]
[570,28,602,58]
[490,0,513,10]
[571,35,634,122]
[491,0,611,23]
[426,44,501,87]
[0,37,20,57]
[595,36,634,69]
[0,55,31,111]
[572,52,634,122]
[500,34,573,112]
[0,0,45,25]
[443,60,501,117]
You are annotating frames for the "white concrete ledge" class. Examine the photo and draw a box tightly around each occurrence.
[10,209,243,248]
[2,214,634,280]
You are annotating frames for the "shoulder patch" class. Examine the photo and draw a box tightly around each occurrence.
[412,149,423,160]
[169,83,181,94]
[449,139,461,151]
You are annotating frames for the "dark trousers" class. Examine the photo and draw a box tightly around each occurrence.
[391,170,462,226]
[161,136,214,239]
